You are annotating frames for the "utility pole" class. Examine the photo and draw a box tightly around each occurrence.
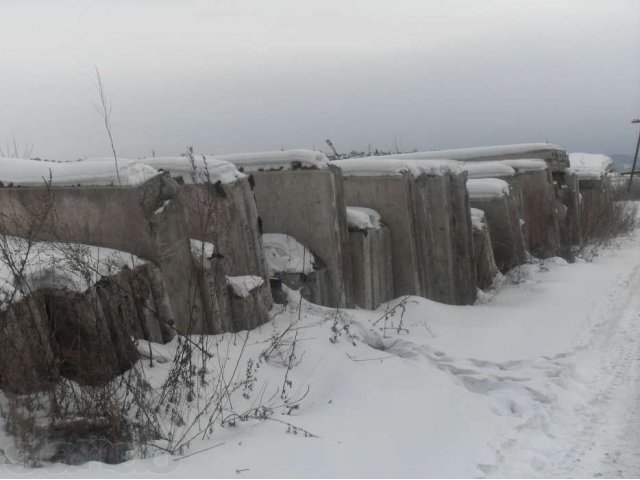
[326,139,340,160]
[626,119,640,192]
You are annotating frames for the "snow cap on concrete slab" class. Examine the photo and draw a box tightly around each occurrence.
[0,157,158,187]
[226,275,264,298]
[346,206,382,231]
[466,178,511,199]
[499,159,548,173]
[217,149,330,172]
[470,208,487,231]
[262,233,315,275]
[380,143,566,161]
[568,153,614,179]
[331,157,462,177]
[463,162,516,179]
[139,156,246,184]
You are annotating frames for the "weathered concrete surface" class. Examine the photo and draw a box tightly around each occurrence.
[470,208,500,290]
[579,176,614,241]
[411,173,476,305]
[179,178,273,330]
[0,174,204,334]
[348,224,394,309]
[558,172,583,251]
[0,262,176,392]
[342,173,421,298]
[248,167,353,308]
[468,181,527,273]
[513,169,562,259]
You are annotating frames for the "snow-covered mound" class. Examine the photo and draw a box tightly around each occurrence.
[262,233,315,274]
[0,157,158,187]
[139,156,246,184]
[500,159,548,173]
[569,153,614,179]
[331,158,462,177]
[467,178,510,199]
[346,206,382,230]
[216,149,329,172]
[0,236,145,308]
[463,162,516,179]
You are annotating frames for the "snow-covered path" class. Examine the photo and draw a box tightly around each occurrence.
[491,261,640,478]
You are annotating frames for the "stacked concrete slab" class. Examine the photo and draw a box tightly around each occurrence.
[569,153,615,241]
[221,150,353,308]
[333,158,477,305]
[499,159,563,259]
[470,208,500,290]
[140,156,273,331]
[467,178,527,272]
[346,207,394,309]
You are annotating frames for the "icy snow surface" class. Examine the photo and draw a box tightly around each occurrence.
[262,233,315,274]
[569,153,614,179]
[346,206,382,230]
[217,149,329,172]
[0,157,158,186]
[467,178,511,199]
[226,275,264,298]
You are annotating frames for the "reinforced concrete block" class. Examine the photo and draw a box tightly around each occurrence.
[470,208,500,290]
[347,207,394,309]
[467,179,527,272]
[245,167,353,308]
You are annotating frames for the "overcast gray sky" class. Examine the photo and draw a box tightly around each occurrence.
[0,0,638,160]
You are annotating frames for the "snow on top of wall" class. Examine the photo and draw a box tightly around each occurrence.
[499,159,548,173]
[470,208,487,231]
[346,206,382,231]
[226,275,264,298]
[139,156,246,184]
[0,157,158,187]
[262,233,315,275]
[463,162,516,179]
[380,143,565,161]
[0,235,145,309]
[217,149,330,172]
[331,158,462,177]
[568,153,614,179]
[466,178,510,200]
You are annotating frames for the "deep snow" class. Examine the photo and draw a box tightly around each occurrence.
[1,230,640,478]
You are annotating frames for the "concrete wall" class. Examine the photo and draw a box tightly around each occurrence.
[579,176,614,241]
[517,170,563,258]
[342,173,421,298]
[558,172,582,252]
[343,172,476,305]
[411,173,476,305]
[471,210,500,290]
[469,194,527,272]
[249,167,353,308]
[349,224,394,309]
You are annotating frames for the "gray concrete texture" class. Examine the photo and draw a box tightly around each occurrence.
[248,167,353,308]
[558,172,583,250]
[348,224,394,309]
[579,176,615,241]
[342,172,476,305]
[470,210,501,290]
[469,194,528,272]
[342,173,421,298]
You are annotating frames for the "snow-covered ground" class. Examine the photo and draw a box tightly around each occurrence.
[2,231,640,477]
